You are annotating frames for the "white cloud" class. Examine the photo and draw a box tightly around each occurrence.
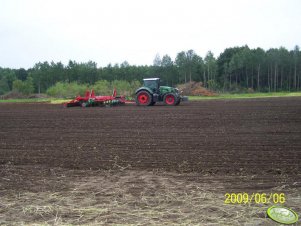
[0,0,300,68]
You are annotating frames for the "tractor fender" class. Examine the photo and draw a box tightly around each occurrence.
[135,87,153,95]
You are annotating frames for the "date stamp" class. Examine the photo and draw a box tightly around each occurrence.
[224,193,286,204]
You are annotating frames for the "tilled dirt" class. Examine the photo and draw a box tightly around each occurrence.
[0,98,300,225]
[1,98,301,174]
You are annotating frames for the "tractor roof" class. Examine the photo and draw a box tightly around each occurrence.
[143,78,160,81]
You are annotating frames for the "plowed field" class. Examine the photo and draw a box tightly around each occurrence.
[0,98,300,225]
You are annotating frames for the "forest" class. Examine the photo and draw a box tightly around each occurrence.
[0,45,300,96]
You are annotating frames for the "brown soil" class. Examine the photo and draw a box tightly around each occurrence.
[0,98,300,225]
[177,81,217,96]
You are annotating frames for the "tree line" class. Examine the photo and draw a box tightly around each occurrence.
[0,45,300,95]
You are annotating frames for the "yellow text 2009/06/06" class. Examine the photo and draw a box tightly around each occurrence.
[224,193,286,204]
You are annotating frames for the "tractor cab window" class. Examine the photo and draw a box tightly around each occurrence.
[144,80,159,91]
[159,80,166,86]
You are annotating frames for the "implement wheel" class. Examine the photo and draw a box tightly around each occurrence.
[136,91,152,106]
[164,93,177,106]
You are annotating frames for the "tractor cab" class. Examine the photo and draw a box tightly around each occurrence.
[143,78,160,93]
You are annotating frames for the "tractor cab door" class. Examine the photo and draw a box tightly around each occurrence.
[154,79,160,93]
[143,79,160,94]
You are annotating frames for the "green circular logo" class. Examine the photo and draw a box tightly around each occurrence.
[267,206,299,225]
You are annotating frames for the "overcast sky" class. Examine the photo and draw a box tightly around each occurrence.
[0,0,300,69]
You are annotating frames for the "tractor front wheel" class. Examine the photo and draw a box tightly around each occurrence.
[136,91,152,106]
[164,93,177,106]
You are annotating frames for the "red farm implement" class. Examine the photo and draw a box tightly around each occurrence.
[64,89,128,107]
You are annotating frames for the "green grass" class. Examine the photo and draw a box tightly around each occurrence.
[1,92,301,103]
[0,98,71,104]
[49,99,72,104]
[188,92,301,100]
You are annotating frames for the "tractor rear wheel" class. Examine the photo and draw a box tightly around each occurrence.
[136,91,152,106]
[164,93,177,106]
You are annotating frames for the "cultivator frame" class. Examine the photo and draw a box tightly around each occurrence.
[64,89,127,107]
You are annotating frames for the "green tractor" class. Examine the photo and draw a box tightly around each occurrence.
[135,78,188,106]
